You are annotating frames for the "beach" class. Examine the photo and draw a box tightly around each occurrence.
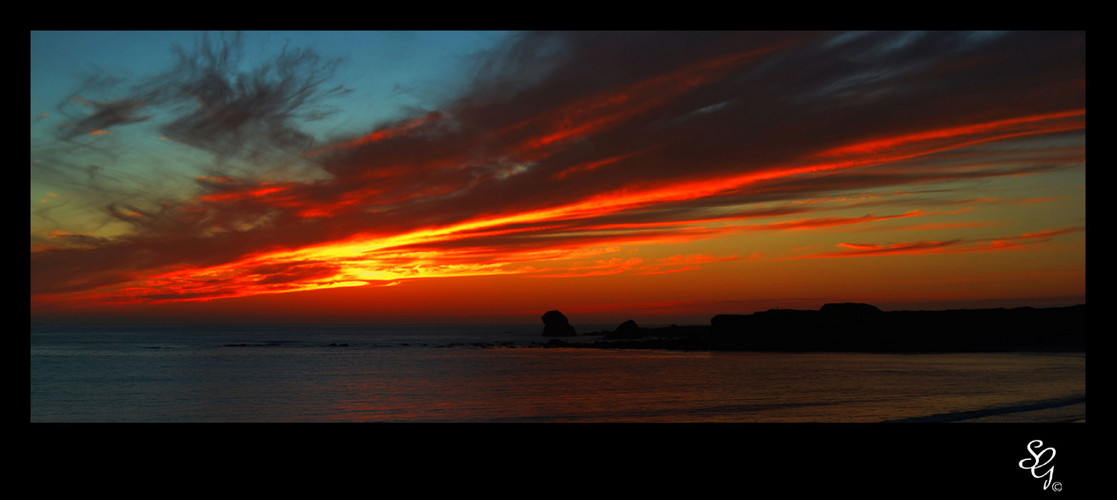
[30,323,1086,423]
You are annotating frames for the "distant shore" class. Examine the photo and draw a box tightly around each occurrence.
[882,396,1086,423]
[533,303,1086,354]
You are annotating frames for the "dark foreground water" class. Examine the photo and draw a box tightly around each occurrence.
[29,323,1086,423]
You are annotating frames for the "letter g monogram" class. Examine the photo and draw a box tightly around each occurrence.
[1019,439,1057,490]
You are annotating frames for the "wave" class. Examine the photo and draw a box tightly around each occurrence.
[882,396,1086,423]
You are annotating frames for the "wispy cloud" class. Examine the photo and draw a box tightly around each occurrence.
[30,31,1086,316]
[793,226,1085,259]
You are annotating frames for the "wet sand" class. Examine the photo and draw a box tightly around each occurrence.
[885,397,1086,423]
[956,402,1085,423]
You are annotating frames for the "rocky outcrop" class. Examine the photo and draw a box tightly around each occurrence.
[607,319,641,339]
[533,303,1084,352]
[710,303,1085,352]
[541,310,577,337]
[818,302,882,316]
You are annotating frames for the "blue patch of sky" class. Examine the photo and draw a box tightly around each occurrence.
[32,31,514,143]
[30,31,516,227]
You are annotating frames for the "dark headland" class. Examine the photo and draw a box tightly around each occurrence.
[538,303,1086,353]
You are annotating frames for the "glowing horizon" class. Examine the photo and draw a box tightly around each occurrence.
[30,31,1086,324]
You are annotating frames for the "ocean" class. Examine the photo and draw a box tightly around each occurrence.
[29,323,1086,423]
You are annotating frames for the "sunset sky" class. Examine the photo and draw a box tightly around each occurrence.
[30,31,1086,325]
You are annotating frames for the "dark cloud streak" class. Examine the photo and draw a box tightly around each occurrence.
[30,31,1086,310]
[47,32,350,164]
[153,32,350,163]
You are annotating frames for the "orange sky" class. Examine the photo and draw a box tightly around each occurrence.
[30,31,1086,325]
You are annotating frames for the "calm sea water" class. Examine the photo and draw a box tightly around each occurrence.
[29,323,1086,423]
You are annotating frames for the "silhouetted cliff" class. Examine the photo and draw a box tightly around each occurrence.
[709,303,1085,352]
[536,303,1084,352]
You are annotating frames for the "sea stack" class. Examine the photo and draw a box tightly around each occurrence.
[541,310,577,337]
[610,319,641,339]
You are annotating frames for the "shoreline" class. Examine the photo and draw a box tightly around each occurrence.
[535,302,1086,354]
[883,397,1086,423]
[519,336,1087,355]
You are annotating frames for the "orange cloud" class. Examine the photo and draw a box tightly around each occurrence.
[30,32,1086,319]
[815,110,1085,160]
[306,112,444,156]
[795,226,1083,259]
[551,150,649,180]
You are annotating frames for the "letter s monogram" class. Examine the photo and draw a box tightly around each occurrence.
[1019,439,1057,490]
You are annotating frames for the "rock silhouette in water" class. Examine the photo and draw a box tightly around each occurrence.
[541,310,578,337]
[609,319,642,339]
